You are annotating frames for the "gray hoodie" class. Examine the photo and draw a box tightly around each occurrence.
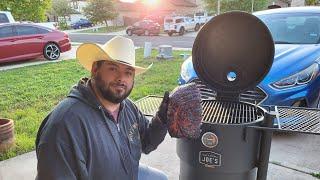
[35,78,167,180]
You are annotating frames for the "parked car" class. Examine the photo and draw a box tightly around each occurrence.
[194,11,214,25]
[0,23,71,62]
[126,20,160,36]
[144,15,164,25]
[0,11,15,23]
[164,16,200,36]
[70,19,93,29]
[179,7,320,108]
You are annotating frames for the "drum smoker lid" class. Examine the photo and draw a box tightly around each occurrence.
[192,11,275,95]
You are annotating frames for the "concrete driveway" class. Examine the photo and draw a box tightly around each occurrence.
[0,133,319,180]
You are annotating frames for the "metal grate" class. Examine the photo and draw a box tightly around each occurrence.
[201,100,264,124]
[277,107,320,134]
[191,79,267,104]
[135,96,265,124]
[134,95,163,116]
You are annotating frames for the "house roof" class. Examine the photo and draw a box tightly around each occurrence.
[169,0,197,7]
[117,0,197,11]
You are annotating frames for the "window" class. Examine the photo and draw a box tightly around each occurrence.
[0,26,14,38]
[133,22,140,26]
[165,19,173,23]
[37,27,49,34]
[195,12,205,16]
[258,13,320,44]
[0,13,9,23]
[176,18,184,23]
[16,25,39,36]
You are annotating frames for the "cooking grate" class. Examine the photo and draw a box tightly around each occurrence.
[191,79,267,104]
[134,96,320,134]
[277,107,320,134]
[201,100,265,124]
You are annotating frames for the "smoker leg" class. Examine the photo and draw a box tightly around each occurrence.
[257,112,276,180]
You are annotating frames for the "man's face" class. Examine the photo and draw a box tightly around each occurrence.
[92,61,135,104]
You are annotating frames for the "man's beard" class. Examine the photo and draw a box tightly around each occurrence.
[93,73,133,104]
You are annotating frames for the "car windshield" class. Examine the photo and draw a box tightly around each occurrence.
[176,18,183,23]
[195,12,205,16]
[165,19,173,23]
[257,13,320,44]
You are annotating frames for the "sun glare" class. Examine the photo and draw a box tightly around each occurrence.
[143,0,159,6]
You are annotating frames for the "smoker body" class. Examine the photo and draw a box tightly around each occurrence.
[177,120,264,180]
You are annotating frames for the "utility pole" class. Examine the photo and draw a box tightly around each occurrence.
[251,0,254,13]
[217,0,221,15]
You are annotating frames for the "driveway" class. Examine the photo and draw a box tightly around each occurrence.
[1,133,317,180]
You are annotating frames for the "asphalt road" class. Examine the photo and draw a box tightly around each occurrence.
[69,34,196,48]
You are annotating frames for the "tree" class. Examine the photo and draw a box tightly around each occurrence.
[0,0,51,22]
[305,0,320,5]
[83,0,118,26]
[51,0,74,22]
[204,0,268,14]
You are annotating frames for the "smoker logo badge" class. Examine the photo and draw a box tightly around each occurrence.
[199,151,221,168]
[201,132,218,148]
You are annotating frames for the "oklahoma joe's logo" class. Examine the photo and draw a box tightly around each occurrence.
[201,132,218,148]
[199,151,221,168]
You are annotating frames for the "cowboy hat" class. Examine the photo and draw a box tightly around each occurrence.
[76,36,152,75]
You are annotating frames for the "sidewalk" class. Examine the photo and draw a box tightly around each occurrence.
[0,135,318,180]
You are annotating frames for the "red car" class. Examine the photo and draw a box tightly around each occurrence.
[126,20,160,36]
[0,23,71,63]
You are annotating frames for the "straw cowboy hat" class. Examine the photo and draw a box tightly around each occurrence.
[76,36,152,75]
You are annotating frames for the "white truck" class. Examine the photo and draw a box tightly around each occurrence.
[0,11,58,29]
[194,12,214,25]
[163,16,201,36]
[0,11,15,23]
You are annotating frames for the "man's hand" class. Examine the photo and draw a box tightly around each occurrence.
[156,91,170,124]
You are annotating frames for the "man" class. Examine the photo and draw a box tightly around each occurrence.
[36,36,169,180]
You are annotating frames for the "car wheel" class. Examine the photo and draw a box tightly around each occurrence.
[195,24,200,31]
[179,27,185,36]
[144,30,150,36]
[127,29,133,36]
[43,43,60,60]
[168,32,173,36]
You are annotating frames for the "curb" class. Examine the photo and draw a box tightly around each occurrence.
[270,160,318,176]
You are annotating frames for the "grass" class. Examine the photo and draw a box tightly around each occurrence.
[0,49,189,161]
[312,172,320,179]
[78,26,126,33]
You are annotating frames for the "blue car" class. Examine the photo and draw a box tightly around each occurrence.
[71,19,93,29]
[179,7,320,108]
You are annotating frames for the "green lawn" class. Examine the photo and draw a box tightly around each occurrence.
[0,49,189,161]
[312,172,320,178]
[78,26,126,33]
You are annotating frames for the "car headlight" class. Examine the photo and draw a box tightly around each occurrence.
[180,60,193,82]
[272,63,319,89]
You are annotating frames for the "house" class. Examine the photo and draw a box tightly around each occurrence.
[115,0,206,26]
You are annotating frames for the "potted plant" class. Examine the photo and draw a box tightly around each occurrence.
[0,118,15,153]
